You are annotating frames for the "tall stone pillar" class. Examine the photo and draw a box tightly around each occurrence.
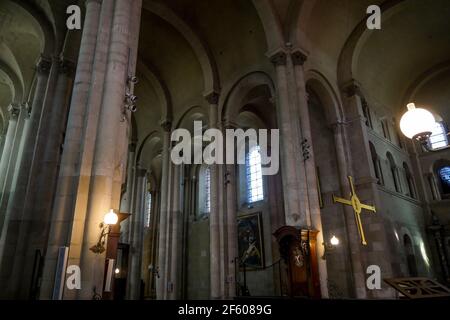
[0,56,53,298]
[120,142,137,244]
[0,103,27,237]
[7,58,75,299]
[0,104,20,195]
[269,52,305,227]
[156,121,171,299]
[225,163,237,298]
[76,0,136,299]
[206,93,221,299]
[39,0,106,299]
[128,167,147,299]
[340,80,395,298]
[291,51,328,297]
[169,165,182,299]
[0,104,21,238]
[331,122,367,298]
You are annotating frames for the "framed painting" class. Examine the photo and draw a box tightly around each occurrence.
[237,212,264,269]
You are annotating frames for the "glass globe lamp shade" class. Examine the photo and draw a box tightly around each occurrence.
[399,103,436,139]
[104,209,118,225]
[330,235,339,246]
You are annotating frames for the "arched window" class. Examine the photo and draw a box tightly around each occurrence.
[403,235,418,277]
[428,121,448,150]
[387,152,401,192]
[198,165,211,216]
[145,192,152,228]
[403,163,416,199]
[362,99,373,129]
[246,146,264,203]
[438,166,450,195]
[381,119,391,140]
[204,167,211,213]
[369,142,383,185]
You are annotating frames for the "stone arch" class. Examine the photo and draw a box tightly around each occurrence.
[401,60,450,108]
[137,59,173,122]
[142,0,220,95]
[288,0,318,49]
[221,71,275,127]
[337,0,407,88]
[0,60,23,104]
[369,141,383,185]
[386,151,401,192]
[10,0,55,57]
[136,130,163,168]
[402,162,416,198]
[305,70,343,126]
[403,233,418,277]
[175,105,208,132]
[251,0,285,53]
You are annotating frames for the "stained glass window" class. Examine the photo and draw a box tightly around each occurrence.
[439,166,450,194]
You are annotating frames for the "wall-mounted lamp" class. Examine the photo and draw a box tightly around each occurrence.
[399,103,449,152]
[322,235,339,259]
[89,209,119,254]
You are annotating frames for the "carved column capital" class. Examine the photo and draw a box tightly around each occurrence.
[341,79,363,98]
[59,59,76,76]
[292,50,307,66]
[270,51,287,66]
[85,0,102,5]
[223,120,238,130]
[36,57,52,75]
[23,102,32,117]
[129,141,137,153]
[160,119,172,132]
[205,92,220,105]
[7,103,20,119]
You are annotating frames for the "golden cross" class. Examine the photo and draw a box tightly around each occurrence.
[332,176,376,246]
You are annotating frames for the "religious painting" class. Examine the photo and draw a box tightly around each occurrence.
[237,213,264,269]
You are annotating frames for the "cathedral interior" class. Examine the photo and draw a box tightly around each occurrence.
[0,0,449,300]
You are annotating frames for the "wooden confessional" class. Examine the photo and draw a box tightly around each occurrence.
[273,226,321,298]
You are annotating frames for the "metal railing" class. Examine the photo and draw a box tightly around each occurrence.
[235,257,284,297]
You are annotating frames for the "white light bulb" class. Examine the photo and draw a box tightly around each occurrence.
[104,209,118,225]
[330,235,339,246]
[115,268,120,274]
[400,103,436,139]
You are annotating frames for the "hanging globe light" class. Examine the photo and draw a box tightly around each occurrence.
[399,103,436,141]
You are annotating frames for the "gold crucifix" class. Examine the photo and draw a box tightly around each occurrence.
[332,176,376,246]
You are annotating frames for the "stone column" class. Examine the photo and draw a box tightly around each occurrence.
[0,56,53,298]
[291,51,328,297]
[225,163,237,298]
[331,122,367,298]
[163,162,173,299]
[39,0,110,300]
[270,52,305,227]
[0,104,20,234]
[169,165,182,299]
[206,92,221,299]
[75,0,136,300]
[9,58,76,298]
[148,189,159,298]
[156,121,171,299]
[120,142,137,244]
[0,104,20,193]
[128,167,147,299]
[340,80,395,298]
